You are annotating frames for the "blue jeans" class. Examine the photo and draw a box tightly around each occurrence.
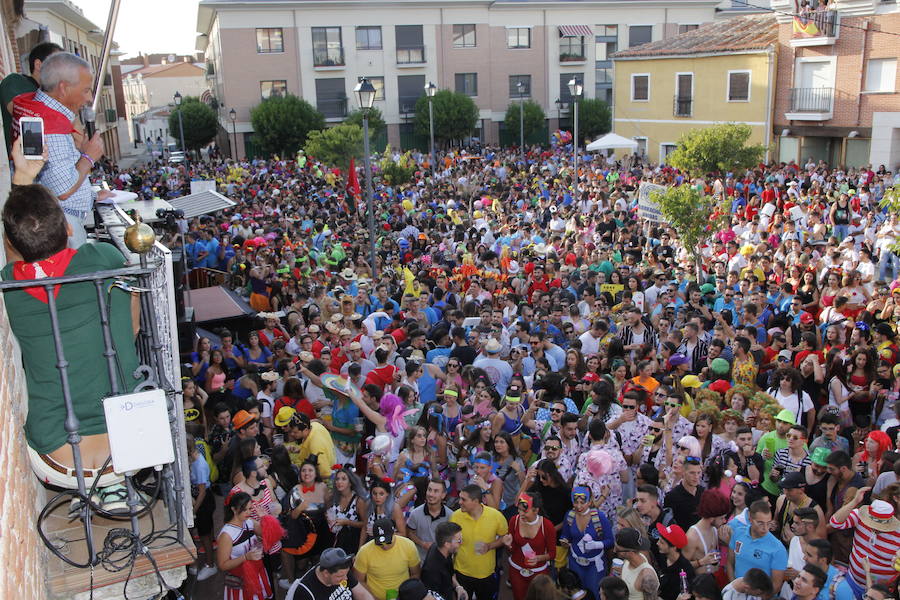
[833,224,850,241]
[880,250,900,281]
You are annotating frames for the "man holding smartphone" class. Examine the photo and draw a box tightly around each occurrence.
[12,52,109,247]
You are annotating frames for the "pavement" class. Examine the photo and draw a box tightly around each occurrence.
[117,146,151,170]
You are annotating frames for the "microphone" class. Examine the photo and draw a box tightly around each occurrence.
[81,106,96,139]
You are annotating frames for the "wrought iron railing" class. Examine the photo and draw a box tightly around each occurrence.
[673,96,693,117]
[317,96,348,119]
[789,87,833,112]
[0,209,190,569]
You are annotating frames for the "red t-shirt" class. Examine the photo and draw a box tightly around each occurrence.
[365,364,397,391]
[274,396,316,420]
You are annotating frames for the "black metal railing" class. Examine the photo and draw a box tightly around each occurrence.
[396,45,425,64]
[318,97,348,119]
[789,87,833,112]
[0,240,188,569]
[674,96,692,117]
[793,10,838,38]
[313,46,345,67]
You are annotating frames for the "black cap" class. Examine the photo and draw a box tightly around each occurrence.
[615,527,649,551]
[373,517,394,545]
[778,471,807,489]
[318,547,353,569]
[398,580,429,600]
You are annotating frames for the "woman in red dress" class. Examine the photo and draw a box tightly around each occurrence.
[504,491,557,600]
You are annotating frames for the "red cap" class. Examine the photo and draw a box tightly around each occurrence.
[800,312,815,325]
[656,522,688,549]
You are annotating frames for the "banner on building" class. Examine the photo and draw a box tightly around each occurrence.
[637,182,668,223]
[190,180,218,194]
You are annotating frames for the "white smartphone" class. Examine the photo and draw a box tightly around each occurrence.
[19,117,44,159]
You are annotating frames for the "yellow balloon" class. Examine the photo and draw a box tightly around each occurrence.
[402,199,414,212]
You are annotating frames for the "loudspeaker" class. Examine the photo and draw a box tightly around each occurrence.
[177,307,196,360]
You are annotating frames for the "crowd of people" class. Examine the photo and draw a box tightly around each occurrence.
[6,43,900,600]
[139,139,900,600]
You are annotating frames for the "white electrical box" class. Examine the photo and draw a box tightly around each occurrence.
[103,389,175,474]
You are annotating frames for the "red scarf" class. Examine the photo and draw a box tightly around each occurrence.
[12,248,77,303]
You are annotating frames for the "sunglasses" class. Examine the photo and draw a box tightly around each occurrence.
[685,456,702,465]
[622,404,637,410]
[665,401,681,408]
[550,408,565,413]
[788,434,805,440]
[545,445,561,451]
[649,427,662,433]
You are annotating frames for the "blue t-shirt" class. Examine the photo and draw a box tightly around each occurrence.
[729,528,787,578]
[189,453,211,487]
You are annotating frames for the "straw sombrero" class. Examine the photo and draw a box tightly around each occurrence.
[859,500,900,533]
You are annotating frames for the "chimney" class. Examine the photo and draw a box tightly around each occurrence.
[142,54,149,68]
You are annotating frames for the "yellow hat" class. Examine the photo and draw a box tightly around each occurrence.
[275,406,296,427]
[681,375,702,389]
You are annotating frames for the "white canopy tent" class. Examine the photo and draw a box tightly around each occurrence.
[586,133,639,152]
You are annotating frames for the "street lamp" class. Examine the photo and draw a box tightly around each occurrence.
[173,91,186,159]
[425,81,437,176]
[229,108,237,160]
[354,78,377,276]
[516,80,525,162]
[567,77,583,194]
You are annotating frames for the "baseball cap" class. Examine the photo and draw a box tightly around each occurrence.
[655,523,688,549]
[799,312,815,325]
[778,349,793,362]
[700,283,716,294]
[373,517,394,545]
[778,471,806,489]
[232,410,256,430]
[615,527,649,551]
[318,547,353,570]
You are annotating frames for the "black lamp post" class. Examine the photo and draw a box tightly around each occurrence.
[354,78,377,276]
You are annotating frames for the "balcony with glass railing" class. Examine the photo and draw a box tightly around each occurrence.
[0,205,194,599]
[313,46,345,68]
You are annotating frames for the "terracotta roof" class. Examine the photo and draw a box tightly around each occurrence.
[612,13,777,59]
[126,62,204,78]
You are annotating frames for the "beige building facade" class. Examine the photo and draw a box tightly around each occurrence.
[196,0,742,157]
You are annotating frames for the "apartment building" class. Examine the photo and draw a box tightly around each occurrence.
[18,0,122,160]
[195,0,734,157]
[770,0,900,168]
[612,14,777,164]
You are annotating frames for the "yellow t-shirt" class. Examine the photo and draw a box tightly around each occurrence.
[450,505,509,579]
[354,535,420,600]
[297,421,336,479]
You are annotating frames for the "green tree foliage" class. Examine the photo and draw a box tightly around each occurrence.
[414,90,478,145]
[377,145,417,185]
[880,185,900,252]
[167,97,217,151]
[345,108,386,140]
[303,124,363,172]
[667,123,766,176]
[250,94,325,157]
[577,98,612,141]
[503,100,546,141]
[651,184,729,279]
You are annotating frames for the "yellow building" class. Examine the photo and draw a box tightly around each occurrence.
[611,14,777,165]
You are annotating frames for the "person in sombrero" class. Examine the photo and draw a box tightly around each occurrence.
[829,486,900,597]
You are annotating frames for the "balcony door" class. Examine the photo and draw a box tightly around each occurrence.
[795,60,833,111]
[675,73,692,117]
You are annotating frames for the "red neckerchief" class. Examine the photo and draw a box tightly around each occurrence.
[301,485,316,493]
[12,248,77,303]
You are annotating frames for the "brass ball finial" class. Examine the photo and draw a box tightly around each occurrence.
[123,210,156,254]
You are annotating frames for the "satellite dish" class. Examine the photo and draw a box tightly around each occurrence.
[167,54,175,63]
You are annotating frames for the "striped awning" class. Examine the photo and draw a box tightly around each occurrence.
[559,25,593,37]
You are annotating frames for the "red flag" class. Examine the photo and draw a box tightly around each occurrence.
[348,157,361,197]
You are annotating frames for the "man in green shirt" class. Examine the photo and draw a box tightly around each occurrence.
[757,409,795,500]
[0,41,62,154]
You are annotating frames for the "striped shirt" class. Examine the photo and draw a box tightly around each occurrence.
[829,508,900,587]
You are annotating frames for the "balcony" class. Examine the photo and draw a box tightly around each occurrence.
[559,52,587,64]
[0,205,194,599]
[318,96,348,120]
[673,96,693,117]
[313,46,345,68]
[396,45,425,65]
[790,10,838,46]
[785,87,834,121]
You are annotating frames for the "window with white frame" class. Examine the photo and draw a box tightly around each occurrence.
[507,27,531,48]
[631,74,649,101]
[865,58,897,92]
[358,76,385,100]
[453,24,476,48]
[728,71,751,101]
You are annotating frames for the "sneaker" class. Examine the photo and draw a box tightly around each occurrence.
[197,565,218,581]
[278,578,292,590]
[187,565,198,576]
[98,483,130,514]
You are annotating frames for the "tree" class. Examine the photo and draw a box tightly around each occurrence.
[168,97,217,151]
[303,124,363,172]
[651,184,729,280]
[667,123,766,176]
[414,90,478,145]
[345,108,386,140]
[250,94,324,157]
[377,145,417,185]
[577,98,612,141]
[503,100,546,142]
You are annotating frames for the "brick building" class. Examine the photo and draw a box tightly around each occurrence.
[771,0,900,169]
